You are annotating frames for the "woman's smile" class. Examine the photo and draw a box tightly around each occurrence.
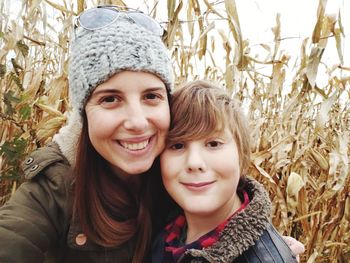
[117,136,152,151]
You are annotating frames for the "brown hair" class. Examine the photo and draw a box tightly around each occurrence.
[168,80,251,176]
[73,114,152,263]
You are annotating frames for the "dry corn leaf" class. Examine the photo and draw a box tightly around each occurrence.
[286,172,305,216]
[225,64,234,90]
[186,0,194,37]
[36,116,67,143]
[167,0,176,20]
[46,74,68,106]
[21,67,44,102]
[112,0,126,7]
[312,0,327,44]
[224,0,240,31]
[309,148,329,171]
[0,124,9,145]
[271,13,281,59]
[35,103,64,117]
[315,93,337,132]
[251,151,271,166]
[27,0,43,21]
[224,0,245,70]
[276,187,289,230]
[327,133,349,195]
[338,9,345,36]
[197,22,215,59]
[334,28,343,65]
[294,211,322,222]
[166,0,183,49]
[45,0,76,15]
[77,0,85,14]
[344,196,350,221]
[202,0,224,19]
[252,164,276,185]
[306,46,324,88]
[270,61,285,96]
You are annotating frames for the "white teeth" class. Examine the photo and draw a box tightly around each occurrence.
[119,139,149,150]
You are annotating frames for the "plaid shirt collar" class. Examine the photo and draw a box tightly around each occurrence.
[163,190,250,262]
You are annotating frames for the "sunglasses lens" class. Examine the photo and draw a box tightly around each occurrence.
[127,12,164,36]
[79,8,118,30]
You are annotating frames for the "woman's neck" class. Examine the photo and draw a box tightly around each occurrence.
[184,192,242,244]
[109,165,143,196]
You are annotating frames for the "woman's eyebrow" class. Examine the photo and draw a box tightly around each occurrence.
[91,89,122,96]
[143,87,167,92]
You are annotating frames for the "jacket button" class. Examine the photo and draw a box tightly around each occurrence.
[25,157,34,165]
[75,233,87,246]
[30,164,39,171]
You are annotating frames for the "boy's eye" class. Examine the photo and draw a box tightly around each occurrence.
[169,142,185,150]
[206,140,223,148]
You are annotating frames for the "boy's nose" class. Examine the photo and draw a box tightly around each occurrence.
[185,147,207,173]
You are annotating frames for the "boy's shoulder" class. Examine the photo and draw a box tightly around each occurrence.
[235,223,298,262]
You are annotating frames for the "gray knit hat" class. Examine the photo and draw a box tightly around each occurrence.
[69,17,174,113]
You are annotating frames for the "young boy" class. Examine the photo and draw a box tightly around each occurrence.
[152,80,298,262]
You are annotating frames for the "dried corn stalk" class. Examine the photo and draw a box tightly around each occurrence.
[0,0,349,262]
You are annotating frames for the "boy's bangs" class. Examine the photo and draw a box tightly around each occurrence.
[167,89,227,144]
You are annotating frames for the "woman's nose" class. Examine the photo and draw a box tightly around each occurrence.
[123,103,149,132]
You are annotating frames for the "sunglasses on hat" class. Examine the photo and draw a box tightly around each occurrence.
[74,5,164,36]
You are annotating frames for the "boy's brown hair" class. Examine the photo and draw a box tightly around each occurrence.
[168,80,251,175]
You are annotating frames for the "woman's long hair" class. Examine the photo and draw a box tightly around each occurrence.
[73,114,152,263]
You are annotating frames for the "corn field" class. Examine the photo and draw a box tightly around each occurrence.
[0,0,349,262]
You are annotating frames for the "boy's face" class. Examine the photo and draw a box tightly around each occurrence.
[160,129,241,218]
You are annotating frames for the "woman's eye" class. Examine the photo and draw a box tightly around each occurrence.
[144,92,163,101]
[103,96,117,103]
[169,143,185,150]
[100,96,121,107]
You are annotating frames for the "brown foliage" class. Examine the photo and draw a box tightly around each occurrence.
[0,0,349,262]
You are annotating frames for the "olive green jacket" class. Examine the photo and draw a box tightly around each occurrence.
[0,143,136,263]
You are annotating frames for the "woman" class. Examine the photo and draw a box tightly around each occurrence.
[0,6,173,263]
[0,5,303,263]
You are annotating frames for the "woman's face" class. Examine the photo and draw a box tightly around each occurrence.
[85,71,170,177]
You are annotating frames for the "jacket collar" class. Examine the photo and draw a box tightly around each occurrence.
[182,178,272,262]
[53,109,82,167]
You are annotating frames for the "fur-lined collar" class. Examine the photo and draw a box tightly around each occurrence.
[182,178,272,262]
[53,109,82,167]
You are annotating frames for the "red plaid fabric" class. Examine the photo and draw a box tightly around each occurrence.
[163,191,250,262]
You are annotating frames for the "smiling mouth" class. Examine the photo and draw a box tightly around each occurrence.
[118,138,150,151]
[182,181,215,187]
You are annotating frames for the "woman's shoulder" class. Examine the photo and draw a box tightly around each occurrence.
[22,142,72,182]
[17,142,74,207]
[0,143,73,262]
